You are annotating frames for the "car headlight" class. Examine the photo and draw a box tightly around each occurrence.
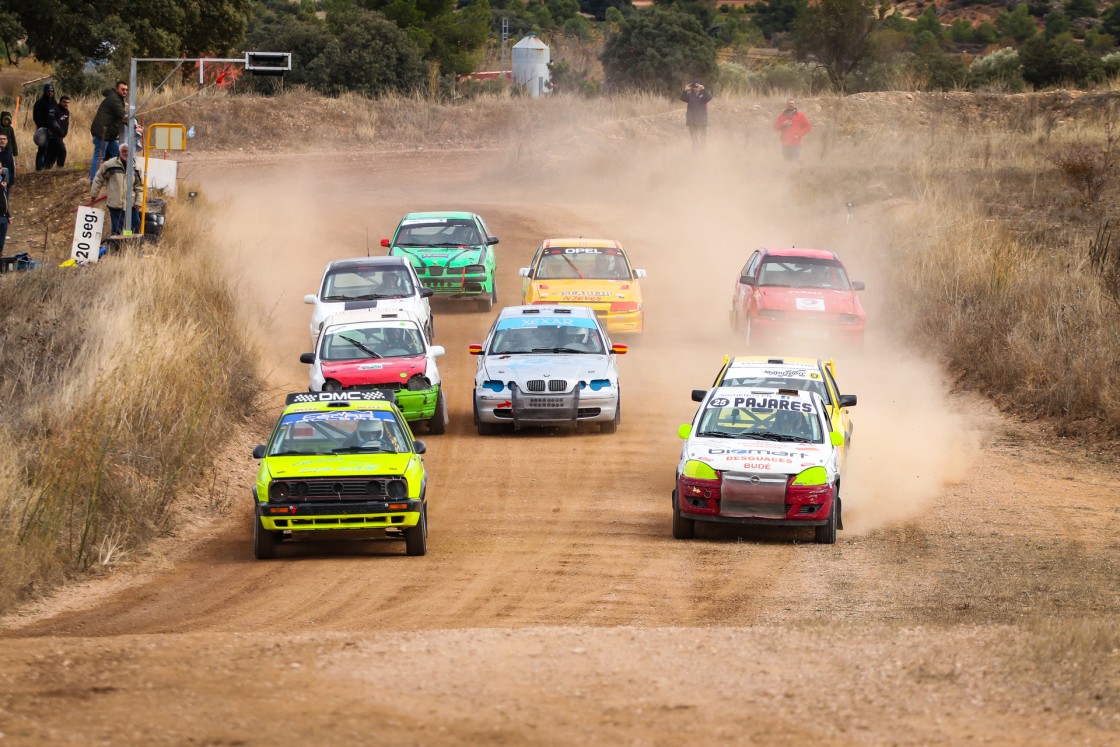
[387,479,408,499]
[406,374,432,391]
[482,380,506,392]
[682,460,718,479]
[269,482,290,502]
[580,379,612,391]
[791,466,828,486]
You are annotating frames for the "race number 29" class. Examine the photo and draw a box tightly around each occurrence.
[71,206,105,264]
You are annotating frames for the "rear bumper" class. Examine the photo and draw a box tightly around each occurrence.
[751,317,863,347]
[598,309,644,335]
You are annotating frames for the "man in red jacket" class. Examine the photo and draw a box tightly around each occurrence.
[774,99,811,161]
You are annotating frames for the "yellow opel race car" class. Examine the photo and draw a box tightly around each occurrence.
[694,356,857,458]
[250,391,429,559]
[519,238,646,335]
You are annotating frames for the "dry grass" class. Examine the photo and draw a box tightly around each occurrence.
[0,201,259,611]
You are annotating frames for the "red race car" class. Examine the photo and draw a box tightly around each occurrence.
[730,248,865,351]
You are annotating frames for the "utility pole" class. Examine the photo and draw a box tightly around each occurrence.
[500,17,509,86]
[123,52,291,235]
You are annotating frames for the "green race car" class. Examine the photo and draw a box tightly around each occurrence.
[382,211,499,311]
[251,391,429,559]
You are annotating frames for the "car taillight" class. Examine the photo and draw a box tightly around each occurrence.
[758,309,785,320]
[678,475,721,515]
[837,314,862,325]
[464,264,486,274]
[609,301,639,312]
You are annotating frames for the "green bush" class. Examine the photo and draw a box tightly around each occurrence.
[717,60,825,95]
[968,47,1026,92]
[600,8,718,94]
[1020,33,1105,88]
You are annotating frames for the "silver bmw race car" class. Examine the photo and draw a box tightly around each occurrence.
[470,305,627,435]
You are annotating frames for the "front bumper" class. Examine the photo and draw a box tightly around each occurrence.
[597,309,644,335]
[475,389,618,426]
[418,268,492,298]
[257,499,421,532]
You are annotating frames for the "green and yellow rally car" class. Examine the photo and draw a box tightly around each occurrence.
[251,391,429,559]
[382,211,499,311]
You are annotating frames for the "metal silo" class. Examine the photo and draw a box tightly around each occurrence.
[512,35,551,98]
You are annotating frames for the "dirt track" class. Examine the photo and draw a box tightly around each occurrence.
[1,142,1117,745]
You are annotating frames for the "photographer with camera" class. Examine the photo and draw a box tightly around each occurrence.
[774,99,812,162]
[679,80,713,151]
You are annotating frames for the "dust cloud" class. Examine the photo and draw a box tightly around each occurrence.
[193,109,980,534]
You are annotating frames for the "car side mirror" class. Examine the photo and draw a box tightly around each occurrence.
[739,275,754,285]
[487,236,499,245]
[468,344,483,355]
[677,423,692,440]
[252,445,266,459]
[838,394,857,408]
[413,440,427,455]
[634,269,647,279]
[691,389,707,402]
[420,287,434,298]
[303,294,316,305]
[830,431,844,447]
[518,267,530,277]
[299,352,315,365]
[611,343,628,355]
[430,345,445,358]
[380,238,391,248]
[851,281,865,291]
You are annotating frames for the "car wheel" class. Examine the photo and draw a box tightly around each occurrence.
[475,400,498,435]
[600,398,620,434]
[427,391,447,435]
[253,518,279,559]
[729,305,740,331]
[477,293,493,312]
[405,504,428,556]
[491,280,498,305]
[672,490,695,540]
[743,313,753,348]
[814,494,838,545]
[426,318,435,343]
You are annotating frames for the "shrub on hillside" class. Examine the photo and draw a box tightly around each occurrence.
[600,9,718,94]
[1020,33,1105,89]
[968,48,1026,92]
[717,60,825,94]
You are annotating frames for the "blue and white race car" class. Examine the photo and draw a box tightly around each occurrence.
[469,305,627,435]
[674,386,845,544]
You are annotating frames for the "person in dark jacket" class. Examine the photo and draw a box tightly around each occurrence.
[0,111,17,157]
[0,164,10,257]
[46,96,70,168]
[89,81,129,183]
[32,82,58,171]
[679,80,713,151]
[0,134,15,192]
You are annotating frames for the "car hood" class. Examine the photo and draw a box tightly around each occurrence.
[265,453,415,478]
[318,297,419,320]
[395,246,483,267]
[482,354,610,386]
[756,288,861,316]
[322,357,427,387]
[527,279,640,303]
[685,437,831,475]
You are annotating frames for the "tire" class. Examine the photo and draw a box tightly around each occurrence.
[477,293,493,312]
[743,313,753,349]
[426,318,435,343]
[491,279,498,305]
[600,397,620,434]
[427,391,447,435]
[475,400,498,435]
[405,504,427,556]
[729,305,740,331]
[672,490,695,540]
[814,495,838,545]
[253,517,279,559]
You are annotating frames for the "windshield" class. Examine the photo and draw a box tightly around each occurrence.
[395,220,482,247]
[268,410,410,456]
[321,323,425,361]
[697,401,823,443]
[321,267,415,300]
[535,248,631,280]
[489,320,605,355]
[758,259,850,290]
[720,375,830,405]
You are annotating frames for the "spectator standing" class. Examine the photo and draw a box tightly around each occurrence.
[91,143,143,236]
[0,165,9,256]
[32,83,58,171]
[0,134,15,192]
[47,96,71,168]
[679,81,713,150]
[774,99,812,162]
[89,81,129,183]
[0,111,17,158]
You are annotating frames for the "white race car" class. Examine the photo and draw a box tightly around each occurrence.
[304,256,434,348]
[470,305,627,435]
[674,386,845,544]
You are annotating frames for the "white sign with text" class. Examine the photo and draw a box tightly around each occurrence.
[71,205,105,264]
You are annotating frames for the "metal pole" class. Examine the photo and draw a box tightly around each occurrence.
[124,59,138,234]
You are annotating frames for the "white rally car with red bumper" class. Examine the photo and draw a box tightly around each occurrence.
[673,386,845,544]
